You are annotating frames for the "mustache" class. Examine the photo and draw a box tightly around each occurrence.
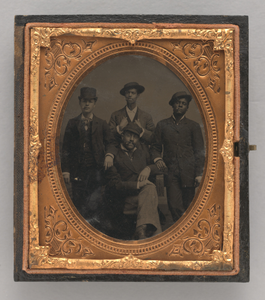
[124,141,135,146]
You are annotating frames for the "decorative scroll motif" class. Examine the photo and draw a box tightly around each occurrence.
[187,29,234,78]
[212,223,233,263]
[29,252,222,271]
[99,254,160,270]
[172,41,221,93]
[29,213,50,268]
[220,112,234,191]
[169,204,222,258]
[31,27,234,77]
[29,108,42,182]
[44,39,96,91]
[44,206,94,258]
[28,26,235,272]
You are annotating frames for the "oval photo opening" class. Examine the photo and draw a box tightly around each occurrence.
[59,55,206,241]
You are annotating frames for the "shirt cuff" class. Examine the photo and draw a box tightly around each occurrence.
[139,128,145,137]
[154,157,163,163]
[117,125,123,134]
[62,172,70,176]
[105,153,114,159]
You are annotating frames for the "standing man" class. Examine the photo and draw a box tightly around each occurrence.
[109,82,155,144]
[61,87,117,219]
[105,123,162,240]
[151,91,205,222]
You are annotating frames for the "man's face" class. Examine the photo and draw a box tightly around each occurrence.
[172,98,189,116]
[124,88,139,105]
[79,98,96,115]
[122,131,139,150]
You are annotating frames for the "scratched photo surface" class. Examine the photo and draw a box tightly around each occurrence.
[59,55,206,240]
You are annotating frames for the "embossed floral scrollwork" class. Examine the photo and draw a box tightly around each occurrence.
[193,219,211,239]
[169,204,222,258]
[187,28,234,78]
[172,40,221,93]
[44,205,94,258]
[44,39,96,91]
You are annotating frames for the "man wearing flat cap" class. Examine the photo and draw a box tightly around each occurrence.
[104,122,162,240]
[61,87,117,219]
[109,82,155,145]
[150,91,205,222]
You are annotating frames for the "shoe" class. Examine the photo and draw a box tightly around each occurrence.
[133,225,147,240]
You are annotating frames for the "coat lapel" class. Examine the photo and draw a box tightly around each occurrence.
[75,114,83,136]
[91,115,99,135]
[117,148,138,174]
[169,116,187,133]
[131,148,145,173]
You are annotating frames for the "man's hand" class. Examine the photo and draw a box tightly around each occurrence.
[119,117,128,132]
[63,172,70,184]
[138,167,151,182]
[134,119,143,132]
[195,175,202,187]
[155,159,167,172]
[104,155,114,170]
[138,180,147,188]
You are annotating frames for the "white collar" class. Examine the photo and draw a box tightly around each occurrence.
[126,106,138,115]
[172,114,185,123]
[81,113,93,120]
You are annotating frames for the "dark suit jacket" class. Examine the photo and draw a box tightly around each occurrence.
[109,106,155,144]
[150,116,205,187]
[61,114,117,180]
[104,144,160,214]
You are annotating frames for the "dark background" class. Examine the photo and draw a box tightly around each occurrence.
[60,54,205,144]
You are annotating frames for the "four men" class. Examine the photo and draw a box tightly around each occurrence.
[61,84,205,239]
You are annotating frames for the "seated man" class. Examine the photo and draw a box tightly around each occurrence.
[61,87,117,220]
[105,123,162,240]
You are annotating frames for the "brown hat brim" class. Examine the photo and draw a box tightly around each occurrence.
[78,96,98,101]
[123,128,141,136]
[120,85,145,96]
[169,94,192,106]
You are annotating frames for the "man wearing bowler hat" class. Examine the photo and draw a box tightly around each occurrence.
[61,87,117,219]
[150,91,205,222]
[104,122,162,240]
[109,82,155,144]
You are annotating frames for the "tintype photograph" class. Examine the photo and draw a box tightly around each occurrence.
[14,16,248,281]
[59,55,205,240]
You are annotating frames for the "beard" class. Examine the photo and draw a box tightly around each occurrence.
[123,141,136,150]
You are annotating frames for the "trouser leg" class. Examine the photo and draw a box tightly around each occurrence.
[166,176,185,222]
[124,183,162,233]
[72,168,103,219]
[83,168,104,219]
[71,181,87,215]
[182,187,195,211]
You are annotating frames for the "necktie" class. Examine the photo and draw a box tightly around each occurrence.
[82,118,91,130]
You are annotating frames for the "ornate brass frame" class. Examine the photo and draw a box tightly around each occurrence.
[22,22,240,276]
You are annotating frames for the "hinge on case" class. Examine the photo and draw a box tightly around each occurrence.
[234,142,239,157]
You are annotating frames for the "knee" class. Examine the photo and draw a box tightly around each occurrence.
[141,183,157,195]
